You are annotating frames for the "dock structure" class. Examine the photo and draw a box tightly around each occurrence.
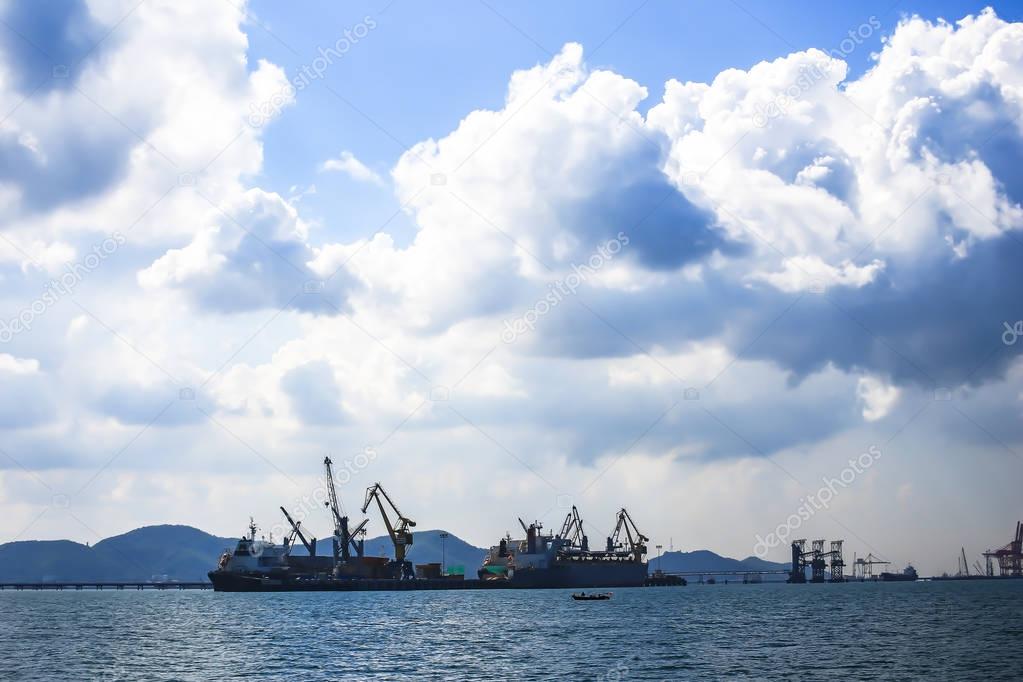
[829,540,846,582]
[0,582,212,591]
[982,521,1023,577]
[788,538,846,583]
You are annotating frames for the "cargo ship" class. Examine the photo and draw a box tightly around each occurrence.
[478,507,649,588]
[207,517,395,591]
[880,564,918,582]
[208,457,667,592]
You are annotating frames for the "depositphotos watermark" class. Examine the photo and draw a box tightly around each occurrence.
[500,232,630,344]
[1003,320,1022,346]
[247,16,377,128]
[0,232,126,343]
[753,445,881,558]
[753,16,880,127]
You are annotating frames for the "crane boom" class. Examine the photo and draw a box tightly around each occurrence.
[323,457,346,535]
[323,456,369,564]
[347,518,368,557]
[607,508,648,561]
[361,482,416,568]
[558,506,588,549]
[280,506,316,556]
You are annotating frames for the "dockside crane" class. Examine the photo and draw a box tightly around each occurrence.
[323,456,366,564]
[983,521,1023,577]
[852,553,890,579]
[280,506,316,556]
[607,508,648,562]
[361,482,416,579]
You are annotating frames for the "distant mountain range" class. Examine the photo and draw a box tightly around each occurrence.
[0,525,488,583]
[0,525,788,582]
[653,549,789,577]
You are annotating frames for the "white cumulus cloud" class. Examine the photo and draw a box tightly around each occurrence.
[319,150,384,185]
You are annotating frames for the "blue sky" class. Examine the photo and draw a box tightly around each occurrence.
[0,1,1021,575]
[249,0,1023,244]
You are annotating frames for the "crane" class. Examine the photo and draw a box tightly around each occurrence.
[558,506,588,550]
[323,456,366,564]
[983,521,1023,577]
[852,553,890,579]
[959,547,970,577]
[607,508,648,562]
[362,482,416,578]
[280,506,316,556]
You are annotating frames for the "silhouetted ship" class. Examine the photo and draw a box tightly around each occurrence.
[208,458,660,591]
[880,564,918,582]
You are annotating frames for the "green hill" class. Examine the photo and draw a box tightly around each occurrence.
[0,525,786,582]
[0,525,486,582]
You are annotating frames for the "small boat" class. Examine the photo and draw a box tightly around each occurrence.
[572,592,612,601]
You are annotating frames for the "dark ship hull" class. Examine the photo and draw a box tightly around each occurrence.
[208,570,488,592]
[496,561,647,588]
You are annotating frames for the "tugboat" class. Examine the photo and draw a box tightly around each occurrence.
[880,564,918,582]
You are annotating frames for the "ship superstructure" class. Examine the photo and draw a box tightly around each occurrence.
[213,518,293,575]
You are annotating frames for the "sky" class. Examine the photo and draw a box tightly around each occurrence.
[0,0,1021,576]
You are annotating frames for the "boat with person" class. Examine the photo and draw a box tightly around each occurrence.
[572,592,612,600]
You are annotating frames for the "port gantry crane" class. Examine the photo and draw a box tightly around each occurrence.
[607,508,648,562]
[362,482,416,579]
[982,521,1023,577]
[323,457,368,565]
[851,553,890,579]
[280,506,316,557]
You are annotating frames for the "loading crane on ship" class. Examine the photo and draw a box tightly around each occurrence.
[607,508,648,562]
[558,505,589,551]
[323,456,367,564]
[280,506,316,556]
[362,482,416,579]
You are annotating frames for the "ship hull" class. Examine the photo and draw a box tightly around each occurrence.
[208,564,650,591]
[502,561,647,588]
[879,573,917,582]
[208,570,495,592]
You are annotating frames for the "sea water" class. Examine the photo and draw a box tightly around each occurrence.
[2,580,1021,680]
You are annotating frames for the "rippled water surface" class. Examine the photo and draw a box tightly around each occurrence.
[3,580,1022,680]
